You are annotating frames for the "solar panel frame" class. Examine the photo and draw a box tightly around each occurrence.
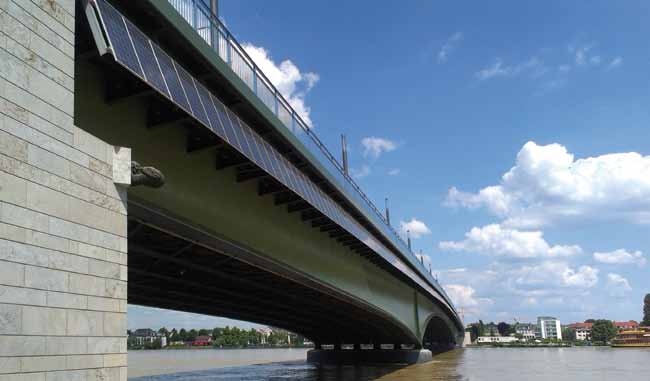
[96,0,143,78]
[195,83,219,133]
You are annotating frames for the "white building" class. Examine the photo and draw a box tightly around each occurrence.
[567,323,592,341]
[536,317,562,340]
[515,324,536,340]
[477,336,519,344]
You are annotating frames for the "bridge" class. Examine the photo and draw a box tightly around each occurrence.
[0,0,463,378]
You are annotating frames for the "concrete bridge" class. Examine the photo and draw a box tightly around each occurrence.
[0,0,463,378]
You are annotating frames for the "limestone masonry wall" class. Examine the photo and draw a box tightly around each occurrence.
[0,0,129,379]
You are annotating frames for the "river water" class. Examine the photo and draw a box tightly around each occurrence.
[129,347,648,380]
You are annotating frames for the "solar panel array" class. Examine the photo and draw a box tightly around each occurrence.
[92,0,452,309]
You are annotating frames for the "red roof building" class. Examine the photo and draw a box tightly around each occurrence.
[613,321,639,331]
[192,335,213,346]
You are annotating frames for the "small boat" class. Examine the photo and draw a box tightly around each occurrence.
[611,326,650,347]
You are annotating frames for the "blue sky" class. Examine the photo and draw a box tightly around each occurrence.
[130,0,650,329]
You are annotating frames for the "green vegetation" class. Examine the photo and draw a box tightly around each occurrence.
[562,327,576,342]
[590,320,617,344]
[642,294,650,326]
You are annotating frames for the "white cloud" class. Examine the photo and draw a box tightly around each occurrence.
[607,273,632,297]
[243,43,318,127]
[361,137,397,159]
[388,168,401,176]
[350,164,371,179]
[607,56,623,70]
[512,261,599,288]
[444,284,479,307]
[439,224,582,259]
[475,58,511,80]
[573,43,596,66]
[400,218,431,239]
[445,141,650,228]
[475,57,546,81]
[437,32,463,63]
[593,249,646,266]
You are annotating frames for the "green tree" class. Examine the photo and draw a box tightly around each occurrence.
[178,328,187,342]
[478,320,485,336]
[198,328,210,337]
[591,320,617,344]
[497,322,511,337]
[187,329,198,341]
[468,324,480,342]
[584,319,595,323]
[642,294,650,326]
[158,327,169,339]
[562,327,576,342]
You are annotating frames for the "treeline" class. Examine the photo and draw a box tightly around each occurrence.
[128,326,306,349]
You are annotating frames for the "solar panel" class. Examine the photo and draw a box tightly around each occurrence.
[152,45,191,113]
[125,20,169,98]
[96,0,143,78]
[90,0,453,308]
[176,65,211,127]
[195,83,218,133]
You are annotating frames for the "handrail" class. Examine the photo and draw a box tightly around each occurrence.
[166,0,452,305]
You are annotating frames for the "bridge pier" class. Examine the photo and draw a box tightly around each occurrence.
[306,347,433,365]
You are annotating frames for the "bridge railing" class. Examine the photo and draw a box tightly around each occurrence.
[166,0,452,305]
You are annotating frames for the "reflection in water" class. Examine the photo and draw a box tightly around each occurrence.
[131,347,648,381]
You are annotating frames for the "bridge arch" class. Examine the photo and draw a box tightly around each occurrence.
[422,314,459,351]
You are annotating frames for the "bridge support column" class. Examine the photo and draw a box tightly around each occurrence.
[307,348,432,365]
[0,1,130,379]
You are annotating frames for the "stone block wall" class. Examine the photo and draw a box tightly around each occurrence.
[0,0,129,379]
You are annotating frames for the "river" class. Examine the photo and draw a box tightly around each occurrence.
[129,347,648,380]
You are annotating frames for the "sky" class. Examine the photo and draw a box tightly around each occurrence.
[129,0,650,329]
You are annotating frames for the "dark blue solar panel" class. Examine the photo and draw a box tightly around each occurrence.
[258,140,282,181]
[225,109,250,157]
[152,45,191,113]
[239,124,267,172]
[250,134,273,174]
[97,0,143,78]
[176,66,210,127]
[195,83,218,132]
[212,98,239,148]
[124,20,168,98]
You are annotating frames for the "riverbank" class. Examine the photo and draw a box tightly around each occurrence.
[128,348,309,378]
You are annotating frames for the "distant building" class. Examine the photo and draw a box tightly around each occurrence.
[131,329,165,346]
[515,324,536,340]
[614,321,639,331]
[483,322,501,336]
[536,317,562,340]
[192,335,213,346]
[257,327,273,344]
[567,322,592,341]
[477,336,518,344]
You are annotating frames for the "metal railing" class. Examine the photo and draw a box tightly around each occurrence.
[167,0,451,304]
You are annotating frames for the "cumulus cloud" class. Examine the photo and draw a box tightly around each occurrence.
[445,284,479,307]
[387,168,400,176]
[361,137,397,159]
[439,224,582,259]
[445,141,650,228]
[607,273,632,297]
[593,249,646,266]
[400,218,431,239]
[243,43,318,127]
[438,32,463,63]
[511,261,599,288]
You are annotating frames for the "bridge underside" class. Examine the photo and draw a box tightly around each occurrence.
[127,201,417,346]
[77,0,462,358]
